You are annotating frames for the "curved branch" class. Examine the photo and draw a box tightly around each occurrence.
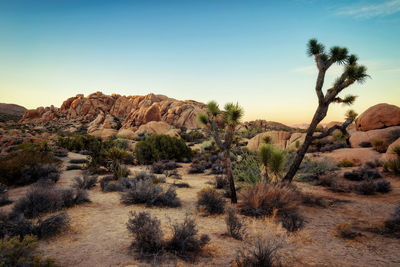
[311,118,353,141]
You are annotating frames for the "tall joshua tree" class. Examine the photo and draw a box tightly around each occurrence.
[198,101,243,203]
[283,39,369,183]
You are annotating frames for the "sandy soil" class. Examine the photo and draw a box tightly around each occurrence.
[2,152,400,267]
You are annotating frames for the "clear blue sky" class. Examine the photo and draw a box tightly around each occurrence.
[0,0,399,124]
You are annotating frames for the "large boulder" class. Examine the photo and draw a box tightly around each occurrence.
[385,137,400,161]
[321,148,384,165]
[355,103,400,131]
[349,126,400,148]
[135,121,181,138]
[247,131,292,151]
[89,129,118,139]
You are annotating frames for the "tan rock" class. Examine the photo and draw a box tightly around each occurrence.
[356,103,400,131]
[349,126,400,148]
[385,137,400,161]
[135,121,180,137]
[321,147,384,165]
[89,129,118,139]
[117,129,136,139]
[247,131,292,151]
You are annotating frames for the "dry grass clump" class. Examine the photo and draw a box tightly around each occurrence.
[225,207,246,240]
[384,146,400,175]
[371,138,387,153]
[151,160,180,174]
[239,183,300,218]
[335,222,362,239]
[235,237,285,267]
[197,188,225,214]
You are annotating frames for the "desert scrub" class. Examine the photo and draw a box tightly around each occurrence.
[151,160,180,174]
[13,183,90,218]
[127,211,164,254]
[135,134,192,164]
[0,184,12,206]
[121,179,181,207]
[239,182,301,218]
[197,188,225,214]
[0,145,61,186]
[73,173,98,190]
[235,237,285,267]
[337,160,355,167]
[385,202,400,234]
[343,167,381,181]
[0,235,55,266]
[127,212,209,260]
[232,150,262,184]
[180,130,205,142]
[335,222,361,239]
[109,161,130,179]
[225,207,246,240]
[384,146,400,175]
[371,138,387,153]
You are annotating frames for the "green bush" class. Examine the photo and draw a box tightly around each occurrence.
[372,138,387,153]
[135,135,192,164]
[180,130,205,142]
[233,150,262,184]
[0,235,54,266]
[0,144,61,186]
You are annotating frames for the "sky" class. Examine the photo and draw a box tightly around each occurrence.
[0,0,399,125]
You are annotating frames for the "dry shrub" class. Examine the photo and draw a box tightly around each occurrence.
[385,202,400,234]
[127,211,163,255]
[279,213,304,232]
[165,216,210,259]
[197,188,225,214]
[235,237,285,267]
[126,212,209,260]
[239,183,300,217]
[121,180,180,208]
[0,212,69,240]
[335,222,361,239]
[225,207,246,240]
[13,183,90,218]
[73,173,98,190]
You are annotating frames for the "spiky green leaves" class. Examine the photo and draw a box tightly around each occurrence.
[259,144,273,167]
[344,64,369,83]
[347,54,358,65]
[259,144,285,180]
[307,39,325,56]
[207,101,220,116]
[334,95,357,106]
[329,46,348,65]
[345,109,358,121]
[198,113,209,126]
[224,103,243,127]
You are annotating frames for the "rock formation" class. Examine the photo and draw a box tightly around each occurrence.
[355,103,400,131]
[20,92,207,137]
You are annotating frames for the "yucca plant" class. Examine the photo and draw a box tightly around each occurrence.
[284,39,368,182]
[198,101,243,203]
[259,144,285,182]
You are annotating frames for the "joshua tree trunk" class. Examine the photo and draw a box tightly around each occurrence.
[283,105,328,182]
[224,149,237,203]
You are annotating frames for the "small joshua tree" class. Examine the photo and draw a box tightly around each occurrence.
[198,101,243,203]
[284,39,368,183]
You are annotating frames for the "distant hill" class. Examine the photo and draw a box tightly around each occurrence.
[0,103,27,122]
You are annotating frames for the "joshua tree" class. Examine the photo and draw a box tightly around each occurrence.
[198,101,243,203]
[259,144,285,182]
[283,39,368,183]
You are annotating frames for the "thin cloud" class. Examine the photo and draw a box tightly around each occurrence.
[337,0,400,18]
